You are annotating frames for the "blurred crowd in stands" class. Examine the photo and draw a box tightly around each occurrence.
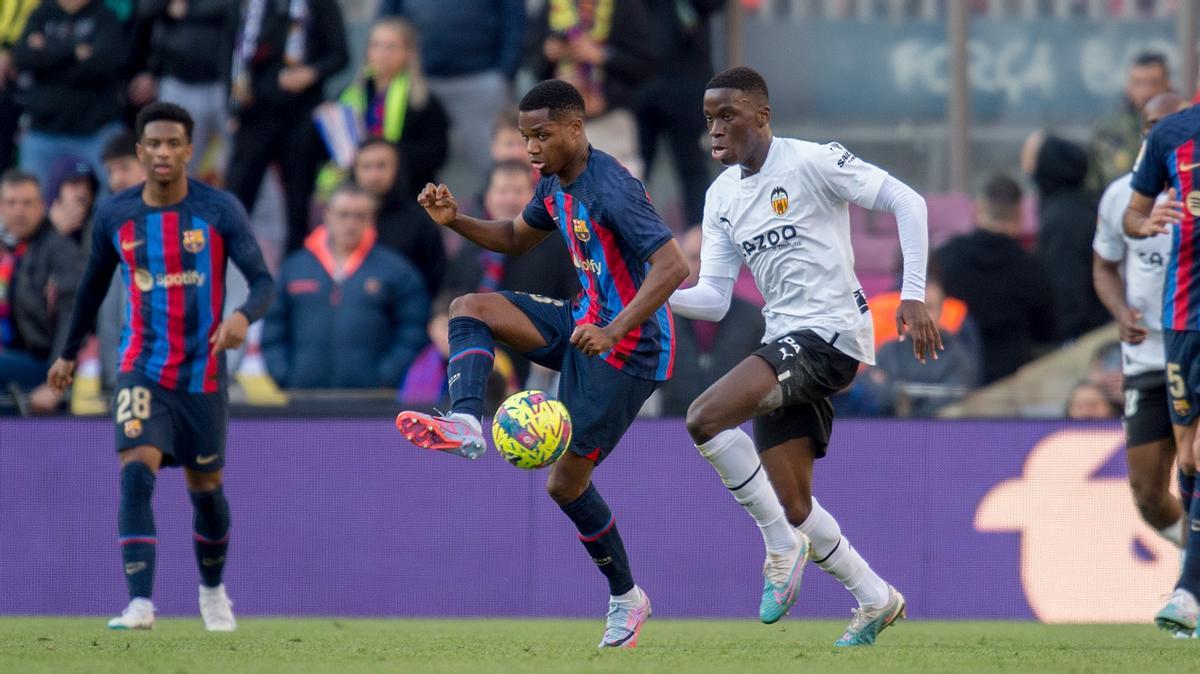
[0,0,1180,419]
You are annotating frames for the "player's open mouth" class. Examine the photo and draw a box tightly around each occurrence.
[529,158,545,169]
[712,146,730,161]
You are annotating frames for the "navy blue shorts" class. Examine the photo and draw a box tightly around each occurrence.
[113,372,228,472]
[500,291,658,464]
[1165,329,1200,426]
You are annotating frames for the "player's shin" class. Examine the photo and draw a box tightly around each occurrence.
[696,429,797,553]
[190,487,231,588]
[1177,494,1200,596]
[560,483,635,597]
[447,317,496,421]
[798,498,889,609]
[118,462,157,600]
[1181,469,1196,525]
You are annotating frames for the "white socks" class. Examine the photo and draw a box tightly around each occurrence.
[1159,516,1186,549]
[797,497,889,609]
[611,586,641,603]
[695,429,797,554]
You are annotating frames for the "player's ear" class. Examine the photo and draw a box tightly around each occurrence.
[756,103,771,128]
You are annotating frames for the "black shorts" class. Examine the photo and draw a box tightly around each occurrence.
[1165,329,1200,426]
[113,372,228,472]
[1123,371,1173,446]
[500,291,659,465]
[751,330,860,458]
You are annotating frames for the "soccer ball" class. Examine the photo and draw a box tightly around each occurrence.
[491,390,572,470]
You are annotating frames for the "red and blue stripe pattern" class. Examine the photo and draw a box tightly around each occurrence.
[1165,139,1200,331]
[544,192,674,381]
[114,211,227,393]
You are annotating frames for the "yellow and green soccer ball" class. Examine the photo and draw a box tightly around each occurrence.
[491,390,572,470]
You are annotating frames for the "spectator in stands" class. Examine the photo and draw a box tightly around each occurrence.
[490,108,528,164]
[0,0,38,174]
[871,273,981,416]
[135,0,238,178]
[635,0,722,227]
[43,156,98,245]
[378,0,524,196]
[100,131,147,194]
[1023,130,1109,341]
[1089,51,1170,191]
[226,0,348,254]
[1066,381,1120,420]
[12,0,125,184]
[351,137,445,295]
[262,184,429,389]
[659,226,763,416]
[937,174,1057,384]
[526,0,656,178]
[0,170,83,413]
[330,17,448,199]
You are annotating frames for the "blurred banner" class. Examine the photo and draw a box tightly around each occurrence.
[751,19,1174,124]
[0,419,1175,622]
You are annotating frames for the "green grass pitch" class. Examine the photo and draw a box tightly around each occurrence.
[0,618,1195,673]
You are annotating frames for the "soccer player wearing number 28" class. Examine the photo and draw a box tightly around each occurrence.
[670,67,941,646]
[46,103,274,632]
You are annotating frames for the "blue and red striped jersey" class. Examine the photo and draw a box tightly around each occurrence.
[1132,106,1200,332]
[62,180,273,393]
[521,147,675,381]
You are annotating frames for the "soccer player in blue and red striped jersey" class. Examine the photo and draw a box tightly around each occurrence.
[1127,102,1200,636]
[47,102,273,632]
[396,80,689,649]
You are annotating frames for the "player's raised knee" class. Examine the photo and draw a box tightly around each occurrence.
[545,473,586,505]
[685,398,723,445]
[449,293,489,320]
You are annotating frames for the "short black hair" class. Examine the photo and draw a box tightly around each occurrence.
[0,168,39,190]
[518,80,585,121]
[706,66,769,101]
[1132,51,1169,73]
[979,173,1022,221]
[101,130,139,163]
[135,101,195,142]
[357,136,396,155]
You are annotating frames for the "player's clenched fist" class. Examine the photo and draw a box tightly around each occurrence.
[570,323,619,356]
[46,358,76,396]
[417,183,459,226]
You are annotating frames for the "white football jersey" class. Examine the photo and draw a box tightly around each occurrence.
[1092,172,1171,376]
[700,137,886,365]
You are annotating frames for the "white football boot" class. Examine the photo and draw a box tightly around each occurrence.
[107,597,155,630]
[199,584,237,632]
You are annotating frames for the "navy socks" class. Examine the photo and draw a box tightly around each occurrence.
[560,483,635,596]
[447,317,495,420]
[190,487,231,588]
[118,462,156,600]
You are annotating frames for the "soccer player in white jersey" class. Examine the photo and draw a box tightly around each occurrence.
[670,67,941,647]
[1095,92,1195,636]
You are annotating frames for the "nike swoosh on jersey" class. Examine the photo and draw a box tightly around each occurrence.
[195,454,219,465]
[1180,161,1200,172]
[121,239,145,251]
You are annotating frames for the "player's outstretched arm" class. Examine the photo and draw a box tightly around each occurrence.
[571,239,690,356]
[417,182,550,255]
[1124,189,1182,239]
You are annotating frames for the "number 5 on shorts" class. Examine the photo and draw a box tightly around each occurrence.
[116,386,151,423]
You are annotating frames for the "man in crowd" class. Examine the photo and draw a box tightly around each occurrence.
[0,170,83,413]
[1090,51,1170,191]
[937,174,1057,384]
[262,184,429,389]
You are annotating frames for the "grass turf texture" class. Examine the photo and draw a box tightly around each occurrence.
[0,618,1194,674]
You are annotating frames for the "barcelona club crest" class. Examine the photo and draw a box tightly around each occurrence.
[770,187,789,215]
[123,419,143,439]
[183,228,206,254]
[572,218,591,242]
